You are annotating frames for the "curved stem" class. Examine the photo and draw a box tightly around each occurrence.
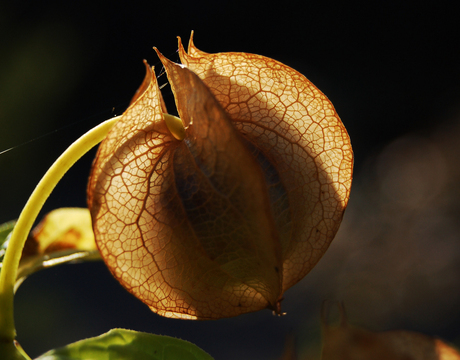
[0,116,119,341]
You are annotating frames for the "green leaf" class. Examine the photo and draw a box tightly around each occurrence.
[0,220,16,266]
[24,208,96,255]
[0,210,101,291]
[10,208,101,291]
[36,329,215,360]
[0,220,16,248]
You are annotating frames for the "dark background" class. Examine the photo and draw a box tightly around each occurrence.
[1,1,459,359]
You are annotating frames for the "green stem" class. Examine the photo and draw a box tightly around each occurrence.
[0,116,119,341]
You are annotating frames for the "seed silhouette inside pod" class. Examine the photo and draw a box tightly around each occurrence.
[87,34,353,320]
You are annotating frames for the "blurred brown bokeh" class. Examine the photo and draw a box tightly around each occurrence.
[295,116,460,358]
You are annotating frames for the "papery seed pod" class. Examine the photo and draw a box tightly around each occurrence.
[87,33,353,320]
